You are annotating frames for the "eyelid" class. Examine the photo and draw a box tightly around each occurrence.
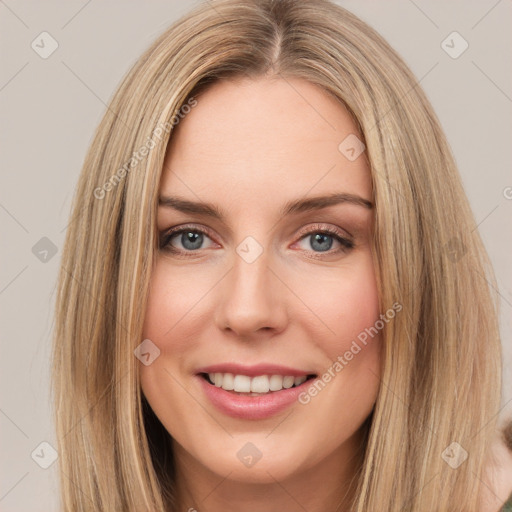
[159,222,354,255]
[159,223,220,248]
[160,222,351,241]
[294,222,353,241]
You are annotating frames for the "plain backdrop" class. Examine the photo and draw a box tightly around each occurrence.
[1,1,511,510]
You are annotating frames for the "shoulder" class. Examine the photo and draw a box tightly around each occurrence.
[481,419,512,512]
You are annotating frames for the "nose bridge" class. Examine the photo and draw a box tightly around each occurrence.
[215,236,286,335]
[232,240,270,299]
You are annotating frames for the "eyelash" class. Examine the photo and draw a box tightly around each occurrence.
[158,223,354,259]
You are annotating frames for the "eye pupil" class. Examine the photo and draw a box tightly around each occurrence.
[161,227,351,257]
[310,233,333,252]
[182,231,203,250]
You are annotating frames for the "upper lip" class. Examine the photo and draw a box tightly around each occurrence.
[195,363,316,377]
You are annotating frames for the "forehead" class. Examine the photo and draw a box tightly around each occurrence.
[160,77,371,208]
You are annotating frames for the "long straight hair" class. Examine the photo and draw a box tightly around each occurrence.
[51,0,502,510]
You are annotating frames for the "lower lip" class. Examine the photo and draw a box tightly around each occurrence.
[197,375,313,420]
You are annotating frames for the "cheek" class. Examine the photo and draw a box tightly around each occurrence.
[141,259,207,347]
[139,262,188,398]
[139,262,195,435]
[142,250,381,371]
[300,252,381,358]
[297,252,383,413]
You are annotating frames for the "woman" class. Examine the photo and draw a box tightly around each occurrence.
[51,0,508,510]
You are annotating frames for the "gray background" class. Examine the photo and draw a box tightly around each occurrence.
[1,1,511,510]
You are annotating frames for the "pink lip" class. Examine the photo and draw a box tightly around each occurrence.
[196,363,313,377]
[196,374,314,420]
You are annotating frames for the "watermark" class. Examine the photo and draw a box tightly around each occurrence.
[441,31,469,59]
[134,339,160,366]
[31,31,59,59]
[444,236,467,263]
[31,236,58,263]
[298,301,402,405]
[31,441,58,469]
[441,441,468,469]
[338,133,365,161]
[93,96,198,200]
[236,442,263,468]
[236,236,264,263]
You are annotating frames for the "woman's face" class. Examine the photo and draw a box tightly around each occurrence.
[141,76,382,485]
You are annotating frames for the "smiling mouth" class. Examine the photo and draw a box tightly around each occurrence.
[199,372,317,396]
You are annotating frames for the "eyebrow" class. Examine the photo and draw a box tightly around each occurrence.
[158,192,373,221]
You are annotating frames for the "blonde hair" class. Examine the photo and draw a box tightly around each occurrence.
[51,0,502,510]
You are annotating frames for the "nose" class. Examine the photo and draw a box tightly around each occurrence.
[214,246,288,340]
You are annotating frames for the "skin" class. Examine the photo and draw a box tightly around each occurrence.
[140,76,382,512]
[481,422,512,511]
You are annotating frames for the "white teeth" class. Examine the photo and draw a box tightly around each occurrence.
[282,376,294,389]
[294,376,307,386]
[250,375,270,393]
[222,373,234,390]
[233,375,251,392]
[206,372,309,393]
[269,375,283,391]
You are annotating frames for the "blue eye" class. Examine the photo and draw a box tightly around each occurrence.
[159,224,354,258]
[297,230,354,253]
[171,230,207,251]
[160,227,215,253]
